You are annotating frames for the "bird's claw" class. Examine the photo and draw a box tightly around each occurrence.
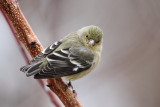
[65,80,77,95]
[68,80,73,89]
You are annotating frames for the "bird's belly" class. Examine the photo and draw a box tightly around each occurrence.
[65,68,93,81]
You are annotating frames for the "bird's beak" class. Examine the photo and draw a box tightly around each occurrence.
[89,40,95,46]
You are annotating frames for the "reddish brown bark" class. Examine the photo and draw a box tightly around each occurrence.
[0,0,83,107]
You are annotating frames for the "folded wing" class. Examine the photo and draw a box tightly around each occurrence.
[34,47,94,79]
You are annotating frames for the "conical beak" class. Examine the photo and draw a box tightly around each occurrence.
[89,40,95,46]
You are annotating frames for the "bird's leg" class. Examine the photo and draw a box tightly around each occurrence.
[67,80,77,95]
[68,80,73,89]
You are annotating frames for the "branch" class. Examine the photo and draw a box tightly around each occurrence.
[0,0,83,107]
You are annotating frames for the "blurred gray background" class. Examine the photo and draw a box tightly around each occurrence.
[0,0,160,107]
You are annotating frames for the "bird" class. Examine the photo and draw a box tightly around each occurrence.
[20,25,103,82]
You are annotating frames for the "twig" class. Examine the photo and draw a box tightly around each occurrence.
[0,0,83,107]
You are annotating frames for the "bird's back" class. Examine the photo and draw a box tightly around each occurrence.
[55,32,84,52]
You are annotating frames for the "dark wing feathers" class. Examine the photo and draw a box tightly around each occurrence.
[34,47,93,79]
[31,41,62,63]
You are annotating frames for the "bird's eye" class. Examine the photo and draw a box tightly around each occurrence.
[86,35,88,38]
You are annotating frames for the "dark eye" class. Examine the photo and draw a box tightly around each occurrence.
[86,35,88,38]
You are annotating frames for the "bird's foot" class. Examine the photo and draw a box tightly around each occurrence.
[65,80,77,95]
[68,80,73,89]
[73,90,77,97]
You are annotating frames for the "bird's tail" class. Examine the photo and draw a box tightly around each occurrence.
[20,62,43,77]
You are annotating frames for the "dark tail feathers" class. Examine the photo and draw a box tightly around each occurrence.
[20,62,43,77]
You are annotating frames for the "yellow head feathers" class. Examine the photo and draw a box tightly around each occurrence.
[78,25,103,49]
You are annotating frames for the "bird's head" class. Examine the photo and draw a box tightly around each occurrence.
[78,25,103,51]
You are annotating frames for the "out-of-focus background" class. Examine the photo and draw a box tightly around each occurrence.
[0,0,160,107]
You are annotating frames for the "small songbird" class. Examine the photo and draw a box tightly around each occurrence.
[20,25,103,81]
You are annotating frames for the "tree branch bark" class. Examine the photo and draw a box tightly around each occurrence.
[0,0,83,107]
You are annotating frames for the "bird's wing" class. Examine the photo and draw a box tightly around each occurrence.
[34,47,94,79]
[31,41,62,63]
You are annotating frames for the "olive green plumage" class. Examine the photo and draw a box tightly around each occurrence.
[20,25,103,81]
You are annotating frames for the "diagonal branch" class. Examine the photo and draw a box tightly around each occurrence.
[0,0,83,107]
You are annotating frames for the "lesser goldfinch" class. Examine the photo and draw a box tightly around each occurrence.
[20,25,103,81]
